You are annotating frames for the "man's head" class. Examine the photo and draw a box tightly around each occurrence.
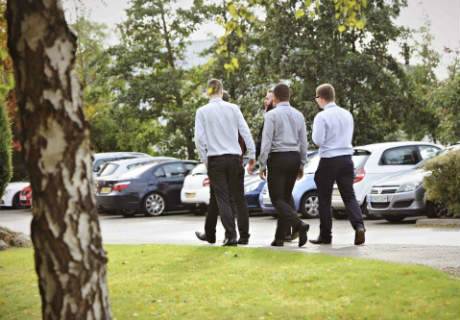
[315,83,335,109]
[207,79,223,98]
[264,89,274,112]
[273,83,290,106]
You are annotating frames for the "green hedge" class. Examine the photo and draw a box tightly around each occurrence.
[423,149,460,217]
[0,100,13,198]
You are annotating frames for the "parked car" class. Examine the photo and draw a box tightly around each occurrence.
[19,185,32,208]
[92,152,154,179]
[95,160,198,217]
[180,162,264,214]
[367,146,457,222]
[96,156,175,181]
[331,141,442,219]
[259,152,320,218]
[1,182,30,209]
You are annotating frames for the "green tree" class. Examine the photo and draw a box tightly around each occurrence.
[0,100,12,198]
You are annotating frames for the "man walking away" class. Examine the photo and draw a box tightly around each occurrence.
[259,83,309,247]
[310,83,365,245]
[195,79,256,246]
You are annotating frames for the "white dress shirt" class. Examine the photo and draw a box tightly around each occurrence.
[195,97,255,164]
[258,102,308,170]
[312,102,354,158]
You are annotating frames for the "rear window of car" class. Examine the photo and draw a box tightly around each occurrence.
[380,146,418,165]
[98,163,119,177]
[190,164,207,175]
[120,163,156,179]
[352,149,371,170]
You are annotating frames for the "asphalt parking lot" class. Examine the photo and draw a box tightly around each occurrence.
[1,208,459,276]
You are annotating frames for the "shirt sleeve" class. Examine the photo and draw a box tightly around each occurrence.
[298,115,308,168]
[258,114,274,170]
[312,113,326,147]
[194,109,208,164]
[236,109,256,159]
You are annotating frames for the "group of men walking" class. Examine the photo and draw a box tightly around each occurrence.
[194,79,365,247]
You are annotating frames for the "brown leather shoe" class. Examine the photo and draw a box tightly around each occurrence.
[354,228,365,245]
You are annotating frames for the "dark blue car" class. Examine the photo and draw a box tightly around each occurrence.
[96,160,198,217]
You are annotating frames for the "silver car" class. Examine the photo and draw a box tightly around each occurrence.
[331,141,442,218]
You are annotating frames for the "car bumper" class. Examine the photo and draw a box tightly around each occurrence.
[245,192,261,210]
[367,190,426,217]
[96,193,141,212]
[180,188,210,205]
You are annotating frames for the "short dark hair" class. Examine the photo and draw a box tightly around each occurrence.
[316,83,335,102]
[207,79,223,96]
[273,83,290,101]
[222,90,230,102]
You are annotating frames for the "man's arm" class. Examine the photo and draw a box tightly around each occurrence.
[236,109,256,160]
[194,109,208,164]
[258,113,274,171]
[312,114,326,147]
[298,115,308,168]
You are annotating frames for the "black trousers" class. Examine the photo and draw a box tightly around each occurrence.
[267,152,303,241]
[314,155,365,239]
[205,154,249,240]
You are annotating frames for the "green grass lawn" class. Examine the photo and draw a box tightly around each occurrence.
[1,245,459,320]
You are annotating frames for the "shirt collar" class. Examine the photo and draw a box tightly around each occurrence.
[210,97,223,103]
[324,102,337,109]
[276,101,290,108]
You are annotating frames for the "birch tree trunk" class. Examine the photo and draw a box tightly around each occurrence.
[6,1,112,319]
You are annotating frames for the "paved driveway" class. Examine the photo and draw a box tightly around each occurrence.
[1,208,459,276]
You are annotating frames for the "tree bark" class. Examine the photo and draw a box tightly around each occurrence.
[6,1,112,319]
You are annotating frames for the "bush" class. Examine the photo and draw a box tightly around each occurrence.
[0,100,13,198]
[422,149,460,217]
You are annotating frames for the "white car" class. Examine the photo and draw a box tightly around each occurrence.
[1,182,30,208]
[180,163,210,214]
[92,152,154,180]
[331,141,442,218]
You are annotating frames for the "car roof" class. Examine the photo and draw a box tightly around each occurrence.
[92,152,151,160]
[356,141,441,152]
[104,157,157,166]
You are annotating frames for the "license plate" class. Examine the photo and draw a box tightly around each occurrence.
[101,187,112,193]
[370,194,388,203]
[186,193,196,199]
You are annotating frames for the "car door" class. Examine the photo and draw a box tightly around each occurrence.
[158,162,187,209]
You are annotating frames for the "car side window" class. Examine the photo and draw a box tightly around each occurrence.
[162,163,186,178]
[418,145,440,161]
[380,147,418,165]
[184,163,196,172]
[154,167,166,178]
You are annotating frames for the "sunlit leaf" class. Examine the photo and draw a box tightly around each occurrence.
[338,25,346,32]
[295,9,305,20]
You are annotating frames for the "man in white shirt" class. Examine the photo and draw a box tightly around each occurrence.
[310,83,365,245]
[259,83,310,247]
[194,79,256,246]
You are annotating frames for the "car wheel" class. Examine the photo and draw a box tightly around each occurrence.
[384,216,405,223]
[332,209,347,219]
[12,192,22,209]
[144,193,166,216]
[425,201,447,218]
[300,191,319,218]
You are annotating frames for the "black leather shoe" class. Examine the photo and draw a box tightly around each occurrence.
[222,238,237,246]
[284,235,292,242]
[237,238,249,245]
[298,223,310,247]
[195,231,216,244]
[309,236,332,245]
[271,239,284,247]
[354,228,365,245]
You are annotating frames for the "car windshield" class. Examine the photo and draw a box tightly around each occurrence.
[119,162,158,179]
[191,163,207,175]
[98,163,119,177]
[304,154,320,173]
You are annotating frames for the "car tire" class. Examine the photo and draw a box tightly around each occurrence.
[332,209,347,219]
[12,192,22,209]
[300,191,319,218]
[425,201,446,218]
[144,193,166,216]
[384,215,405,223]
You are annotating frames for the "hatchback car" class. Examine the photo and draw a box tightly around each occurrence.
[367,146,457,222]
[259,152,320,218]
[331,141,442,218]
[1,182,30,209]
[96,160,197,217]
[92,152,154,179]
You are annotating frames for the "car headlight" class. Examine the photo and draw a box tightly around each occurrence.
[397,181,422,193]
[244,183,259,193]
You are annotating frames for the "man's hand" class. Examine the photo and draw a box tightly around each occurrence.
[259,168,267,180]
[297,169,303,180]
[247,158,256,175]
